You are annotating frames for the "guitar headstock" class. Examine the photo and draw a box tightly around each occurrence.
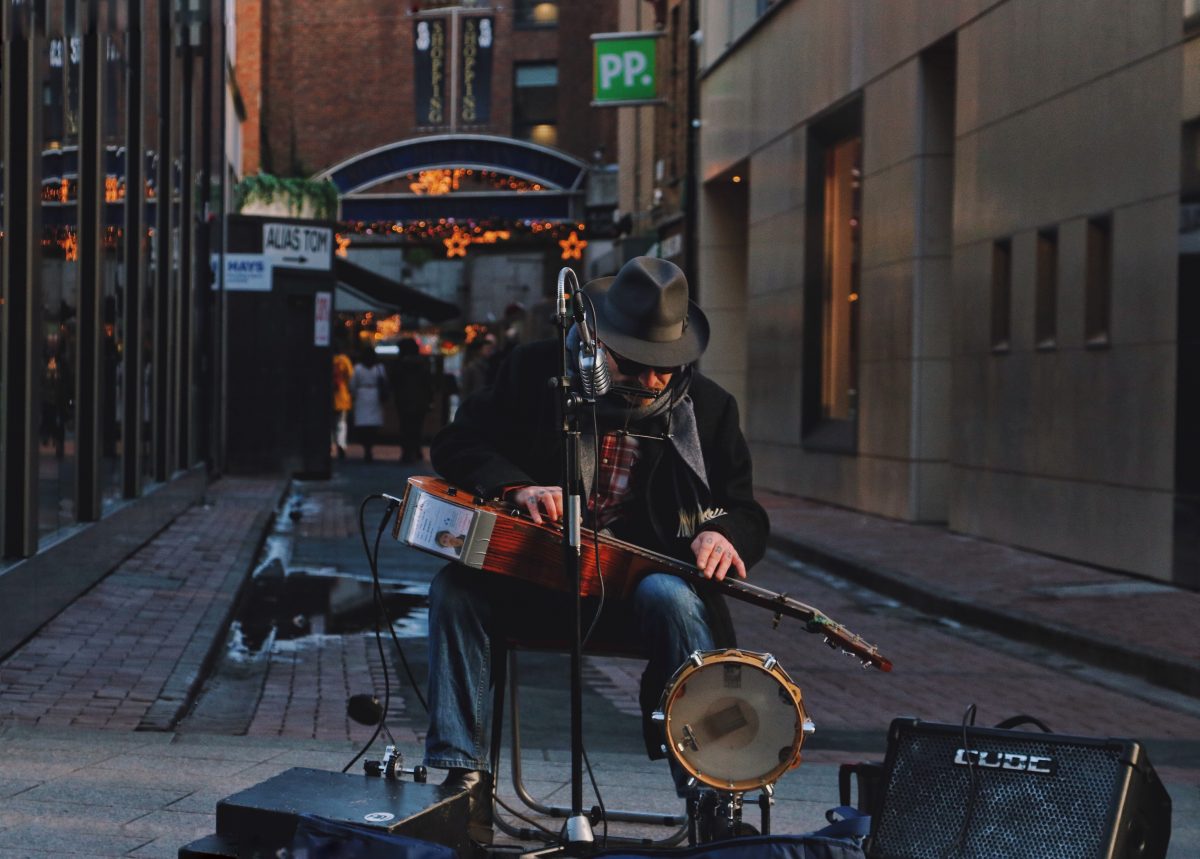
[809,616,893,672]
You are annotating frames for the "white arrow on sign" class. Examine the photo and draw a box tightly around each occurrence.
[262,223,333,271]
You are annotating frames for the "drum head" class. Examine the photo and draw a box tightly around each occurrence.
[662,650,808,791]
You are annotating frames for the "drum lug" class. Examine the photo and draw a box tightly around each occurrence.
[802,719,816,735]
[688,651,704,668]
[651,710,665,722]
[762,654,777,671]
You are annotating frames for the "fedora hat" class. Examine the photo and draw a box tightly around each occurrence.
[582,257,709,367]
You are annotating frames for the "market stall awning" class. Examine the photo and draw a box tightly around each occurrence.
[333,257,460,322]
[335,281,400,315]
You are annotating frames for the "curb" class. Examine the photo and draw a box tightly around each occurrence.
[769,533,1200,700]
[139,479,291,731]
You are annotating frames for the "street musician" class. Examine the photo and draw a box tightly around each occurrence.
[423,256,770,842]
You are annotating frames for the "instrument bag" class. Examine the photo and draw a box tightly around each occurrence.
[289,813,458,859]
[593,809,868,859]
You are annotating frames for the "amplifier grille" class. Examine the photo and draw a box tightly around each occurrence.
[870,725,1124,859]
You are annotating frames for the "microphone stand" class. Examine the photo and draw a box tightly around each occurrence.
[552,266,594,852]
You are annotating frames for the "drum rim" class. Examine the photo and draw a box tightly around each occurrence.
[660,648,807,791]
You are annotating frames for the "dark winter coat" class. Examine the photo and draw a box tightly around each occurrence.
[430,338,770,757]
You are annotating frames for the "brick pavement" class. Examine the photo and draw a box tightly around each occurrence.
[0,477,284,733]
[760,492,1200,698]
[0,454,1198,855]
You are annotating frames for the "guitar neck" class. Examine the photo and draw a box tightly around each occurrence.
[590,530,893,673]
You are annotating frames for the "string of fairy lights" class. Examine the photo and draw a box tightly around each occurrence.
[36,167,591,261]
[335,218,587,260]
[36,220,588,262]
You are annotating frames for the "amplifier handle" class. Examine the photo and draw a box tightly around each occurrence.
[993,714,1053,733]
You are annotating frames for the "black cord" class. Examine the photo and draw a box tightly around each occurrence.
[342,494,429,774]
[344,494,394,773]
[493,794,560,839]
[580,403,607,648]
[946,703,980,858]
[367,500,429,713]
[582,746,609,847]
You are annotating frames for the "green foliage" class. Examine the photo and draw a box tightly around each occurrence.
[234,172,340,219]
[405,247,435,268]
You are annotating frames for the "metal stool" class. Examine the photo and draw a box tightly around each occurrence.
[488,642,688,846]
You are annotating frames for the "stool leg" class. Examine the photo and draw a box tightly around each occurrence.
[488,644,507,811]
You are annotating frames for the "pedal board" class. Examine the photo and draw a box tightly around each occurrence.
[179,767,470,858]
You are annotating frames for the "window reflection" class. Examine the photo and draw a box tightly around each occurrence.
[820,137,861,422]
[39,0,78,537]
[102,26,128,507]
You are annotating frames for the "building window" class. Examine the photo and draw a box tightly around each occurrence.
[514,0,558,28]
[803,100,862,450]
[1085,215,1113,346]
[820,137,861,421]
[991,238,1012,352]
[513,63,557,147]
[1035,228,1058,349]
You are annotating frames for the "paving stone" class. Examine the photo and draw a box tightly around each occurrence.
[0,822,151,855]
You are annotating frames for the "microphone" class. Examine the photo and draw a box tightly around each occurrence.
[573,291,611,400]
[347,693,384,726]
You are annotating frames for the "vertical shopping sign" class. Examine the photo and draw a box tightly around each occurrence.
[459,15,494,125]
[592,32,664,107]
[414,17,449,126]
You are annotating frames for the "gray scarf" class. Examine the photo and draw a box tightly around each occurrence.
[568,326,709,536]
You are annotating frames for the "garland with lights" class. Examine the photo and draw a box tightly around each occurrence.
[336,217,588,259]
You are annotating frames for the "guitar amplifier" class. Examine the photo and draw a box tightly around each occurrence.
[866,718,1171,859]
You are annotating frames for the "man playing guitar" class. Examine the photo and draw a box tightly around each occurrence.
[424,256,770,843]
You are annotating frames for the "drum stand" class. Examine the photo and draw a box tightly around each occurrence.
[687,787,774,844]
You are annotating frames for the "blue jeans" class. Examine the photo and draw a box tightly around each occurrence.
[424,564,715,774]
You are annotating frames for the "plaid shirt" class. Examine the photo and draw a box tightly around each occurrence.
[588,431,641,529]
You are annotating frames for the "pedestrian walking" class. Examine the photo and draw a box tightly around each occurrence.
[331,346,354,460]
[394,338,434,463]
[458,332,497,401]
[350,349,388,462]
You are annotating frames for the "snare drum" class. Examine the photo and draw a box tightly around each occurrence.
[655,649,813,792]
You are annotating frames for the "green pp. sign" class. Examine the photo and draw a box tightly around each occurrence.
[592,33,662,106]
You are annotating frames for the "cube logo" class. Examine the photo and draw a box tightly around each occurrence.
[593,35,659,105]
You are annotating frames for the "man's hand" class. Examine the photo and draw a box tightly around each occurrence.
[507,485,563,525]
[690,530,746,581]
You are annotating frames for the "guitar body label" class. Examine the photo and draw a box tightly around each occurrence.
[395,487,496,568]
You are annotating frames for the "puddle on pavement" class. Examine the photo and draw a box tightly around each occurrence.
[234,561,428,653]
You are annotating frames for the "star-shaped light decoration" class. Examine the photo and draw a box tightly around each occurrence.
[558,230,587,261]
[61,232,79,262]
[444,227,471,258]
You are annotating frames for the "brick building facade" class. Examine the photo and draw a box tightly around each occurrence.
[235,1,618,188]
[232,0,631,323]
